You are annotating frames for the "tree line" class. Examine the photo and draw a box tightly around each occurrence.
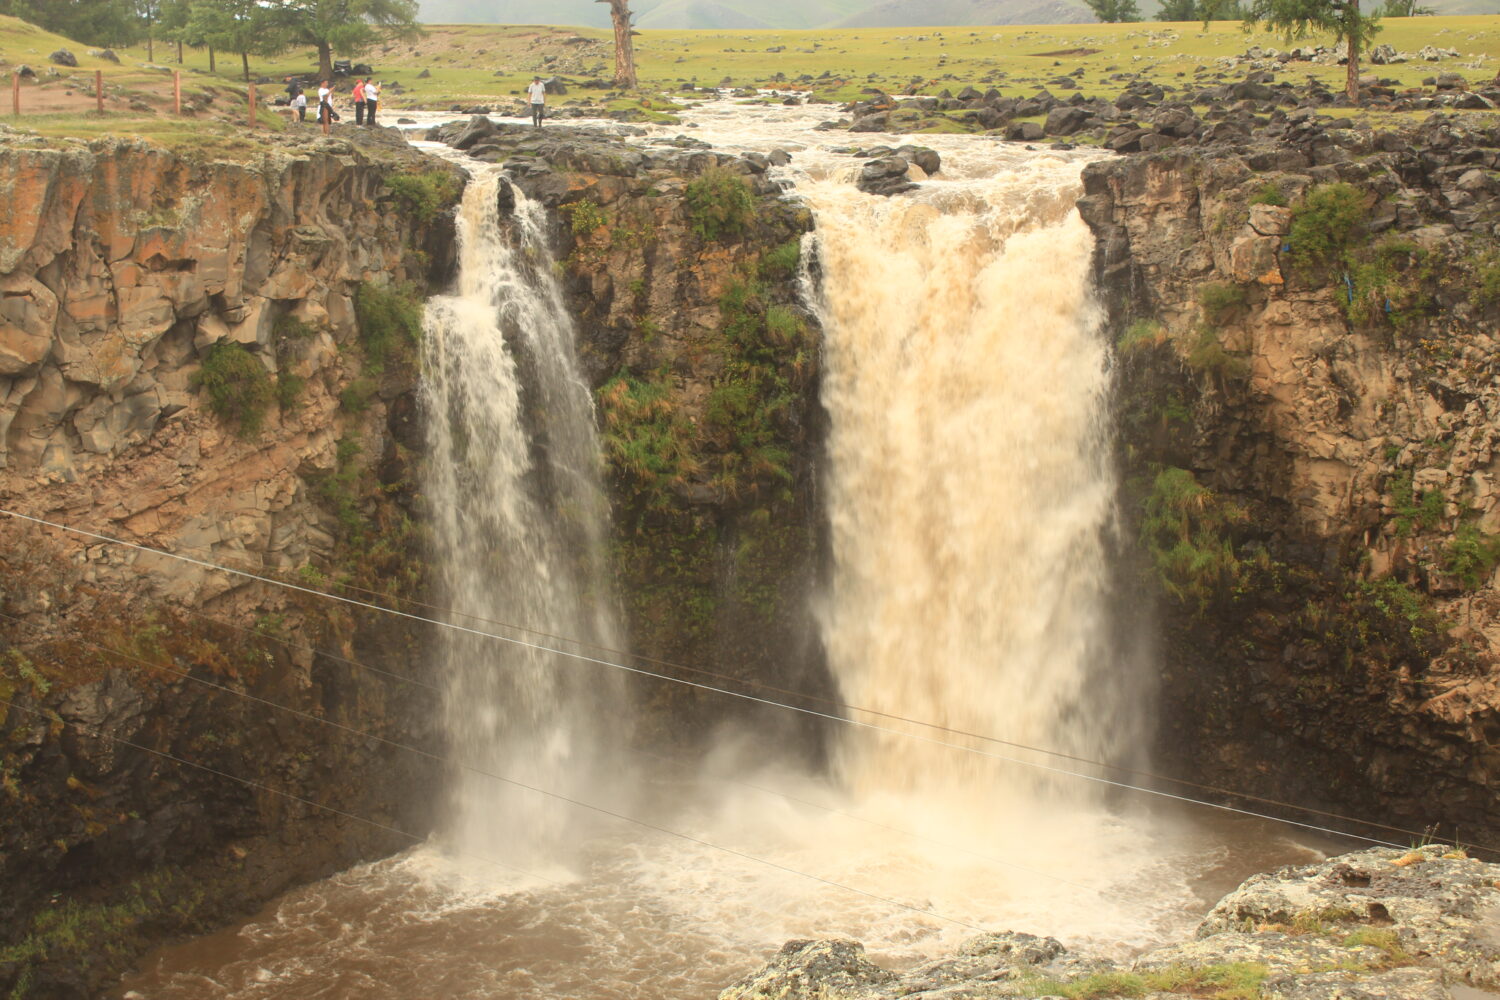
[0,0,421,81]
[1085,0,1429,22]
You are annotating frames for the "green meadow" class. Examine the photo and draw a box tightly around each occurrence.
[2,12,1498,142]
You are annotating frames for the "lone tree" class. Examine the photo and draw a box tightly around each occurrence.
[1084,0,1142,21]
[596,0,637,89]
[1242,0,1382,102]
[271,0,421,83]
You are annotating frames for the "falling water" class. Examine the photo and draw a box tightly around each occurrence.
[807,158,1141,810]
[421,167,628,869]
[118,110,1334,1000]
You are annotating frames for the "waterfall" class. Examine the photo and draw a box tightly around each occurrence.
[421,168,628,869]
[806,157,1142,814]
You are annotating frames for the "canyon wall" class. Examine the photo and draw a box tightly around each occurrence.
[0,128,460,997]
[1079,113,1500,845]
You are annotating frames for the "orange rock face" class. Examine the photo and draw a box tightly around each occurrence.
[0,134,455,608]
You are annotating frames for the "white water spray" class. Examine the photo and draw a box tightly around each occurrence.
[421,168,629,869]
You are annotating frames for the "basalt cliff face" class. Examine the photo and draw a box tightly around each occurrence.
[1078,113,1500,844]
[0,128,460,997]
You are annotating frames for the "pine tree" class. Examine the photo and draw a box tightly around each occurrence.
[1242,0,1382,101]
[268,0,422,83]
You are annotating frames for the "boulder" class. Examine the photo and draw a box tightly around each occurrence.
[1435,72,1468,91]
[451,115,498,151]
[895,145,941,175]
[1369,43,1398,65]
[48,49,77,67]
[1106,127,1150,153]
[1005,121,1044,142]
[1044,105,1092,136]
[719,940,898,1000]
[856,156,917,197]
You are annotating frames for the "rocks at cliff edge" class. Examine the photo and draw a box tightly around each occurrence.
[717,846,1500,999]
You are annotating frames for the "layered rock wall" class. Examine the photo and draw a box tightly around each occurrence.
[1078,114,1500,842]
[0,130,460,997]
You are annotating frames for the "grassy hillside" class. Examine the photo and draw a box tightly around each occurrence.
[414,0,1496,27]
[836,0,1093,26]
[637,0,870,29]
[4,11,1498,143]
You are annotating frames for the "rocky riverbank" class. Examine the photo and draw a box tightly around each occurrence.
[720,845,1500,1000]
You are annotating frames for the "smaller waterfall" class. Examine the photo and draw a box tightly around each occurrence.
[422,168,629,869]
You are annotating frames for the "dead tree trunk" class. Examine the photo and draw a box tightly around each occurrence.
[596,0,637,89]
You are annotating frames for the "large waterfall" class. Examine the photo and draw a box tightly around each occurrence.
[120,111,1320,1000]
[808,160,1140,809]
[421,168,629,869]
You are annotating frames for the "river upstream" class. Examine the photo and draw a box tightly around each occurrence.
[118,100,1352,1000]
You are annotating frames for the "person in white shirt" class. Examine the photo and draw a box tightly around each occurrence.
[293,91,308,122]
[527,76,547,127]
[364,80,380,126]
[317,81,334,124]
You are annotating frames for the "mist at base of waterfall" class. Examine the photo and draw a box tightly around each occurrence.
[118,773,1340,1000]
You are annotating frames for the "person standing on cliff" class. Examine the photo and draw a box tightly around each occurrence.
[528,75,547,127]
[352,78,366,125]
[317,80,335,124]
[293,90,308,122]
[364,80,380,126]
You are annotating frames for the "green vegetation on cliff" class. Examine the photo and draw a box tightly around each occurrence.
[195,341,275,435]
[384,170,463,224]
[1139,466,1250,611]
[685,167,757,243]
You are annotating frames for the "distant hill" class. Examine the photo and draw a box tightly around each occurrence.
[833,0,1092,26]
[415,0,1494,27]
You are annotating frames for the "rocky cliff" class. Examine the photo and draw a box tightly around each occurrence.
[428,118,832,761]
[1078,112,1500,845]
[0,127,461,997]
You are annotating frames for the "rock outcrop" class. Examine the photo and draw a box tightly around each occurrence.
[1077,116,1500,842]
[719,846,1500,1000]
[0,128,461,997]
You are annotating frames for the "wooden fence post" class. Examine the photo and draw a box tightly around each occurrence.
[173,70,181,115]
[248,83,257,126]
[96,69,104,114]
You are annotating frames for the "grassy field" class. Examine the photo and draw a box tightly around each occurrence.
[2,13,1498,141]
